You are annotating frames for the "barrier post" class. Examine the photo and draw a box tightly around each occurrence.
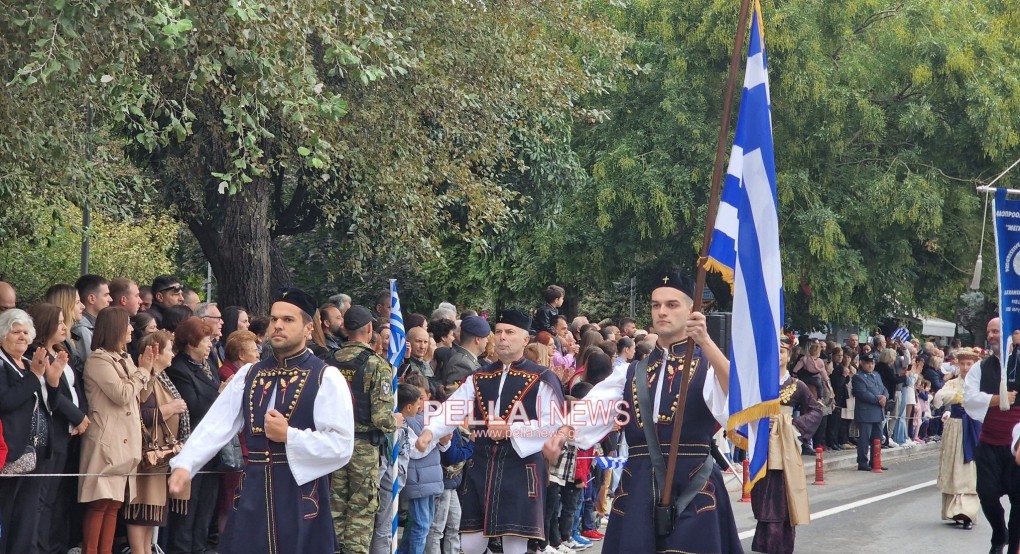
[738,459,752,502]
[812,446,826,485]
[871,439,884,473]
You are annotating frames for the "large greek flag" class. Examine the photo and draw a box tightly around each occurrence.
[705,1,783,494]
[386,279,407,550]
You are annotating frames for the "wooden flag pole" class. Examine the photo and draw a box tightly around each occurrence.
[660,0,754,508]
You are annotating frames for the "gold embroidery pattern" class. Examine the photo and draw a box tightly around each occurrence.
[248,367,311,434]
[473,368,539,420]
[778,382,797,404]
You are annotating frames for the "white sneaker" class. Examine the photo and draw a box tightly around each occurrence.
[888,440,899,447]
[541,546,559,554]
[565,539,589,550]
[557,545,577,554]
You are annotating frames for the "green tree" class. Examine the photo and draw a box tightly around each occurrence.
[3,0,627,313]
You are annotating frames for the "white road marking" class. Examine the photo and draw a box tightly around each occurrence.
[737,479,937,539]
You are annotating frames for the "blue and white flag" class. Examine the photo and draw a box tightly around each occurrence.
[386,279,407,550]
[993,189,1020,408]
[891,326,911,343]
[593,456,627,470]
[705,1,783,494]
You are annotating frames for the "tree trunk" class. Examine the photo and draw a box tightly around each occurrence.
[187,177,274,316]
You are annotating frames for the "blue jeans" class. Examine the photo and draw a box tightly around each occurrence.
[398,495,435,554]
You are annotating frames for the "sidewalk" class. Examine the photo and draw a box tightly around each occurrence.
[800,440,940,475]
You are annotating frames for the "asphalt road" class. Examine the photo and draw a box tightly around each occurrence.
[585,449,996,553]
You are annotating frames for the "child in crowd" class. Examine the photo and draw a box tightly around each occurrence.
[426,385,474,554]
[914,379,933,442]
[399,377,448,554]
[369,384,419,554]
[567,382,596,550]
[538,393,581,554]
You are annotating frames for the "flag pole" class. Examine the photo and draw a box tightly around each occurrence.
[660,0,754,508]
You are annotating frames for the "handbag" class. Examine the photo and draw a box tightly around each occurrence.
[214,435,243,472]
[1,403,45,475]
[139,399,183,471]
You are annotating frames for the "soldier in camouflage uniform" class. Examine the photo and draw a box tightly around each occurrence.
[329,305,399,554]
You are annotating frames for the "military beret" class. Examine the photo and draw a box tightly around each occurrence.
[648,270,696,300]
[460,315,491,338]
[860,352,877,363]
[274,288,318,319]
[495,309,532,332]
[344,305,375,331]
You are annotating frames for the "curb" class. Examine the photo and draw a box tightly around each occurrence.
[803,441,941,475]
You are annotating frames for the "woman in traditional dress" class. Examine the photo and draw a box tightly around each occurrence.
[933,347,982,529]
[751,335,823,554]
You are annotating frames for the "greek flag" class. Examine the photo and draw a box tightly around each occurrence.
[593,456,627,470]
[705,1,783,495]
[387,279,407,550]
[891,326,911,343]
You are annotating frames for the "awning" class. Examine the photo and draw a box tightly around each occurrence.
[921,317,957,338]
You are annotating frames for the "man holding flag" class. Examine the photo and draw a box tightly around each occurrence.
[546,272,741,553]
[328,305,401,554]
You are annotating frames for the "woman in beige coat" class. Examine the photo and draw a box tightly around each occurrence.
[79,307,155,554]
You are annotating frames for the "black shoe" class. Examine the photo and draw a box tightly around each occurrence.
[990,543,1006,554]
[857,465,871,471]
[963,521,974,530]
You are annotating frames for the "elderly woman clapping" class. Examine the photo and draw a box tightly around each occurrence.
[0,308,66,554]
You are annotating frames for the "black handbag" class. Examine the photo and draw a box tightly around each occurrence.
[214,435,243,472]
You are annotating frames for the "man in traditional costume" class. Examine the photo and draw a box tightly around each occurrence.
[934,347,981,529]
[415,309,564,554]
[169,288,355,554]
[750,334,821,554]
[964,317,1020,554]
[545,272,743,554]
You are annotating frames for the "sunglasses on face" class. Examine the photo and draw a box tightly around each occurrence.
[158,285,184,294]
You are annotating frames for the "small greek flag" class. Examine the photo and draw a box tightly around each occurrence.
[593,456,627,470]
[705,1,782,496]
[891,326,911,343]
[387,279,406,550]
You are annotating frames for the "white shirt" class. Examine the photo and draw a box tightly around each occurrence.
[571,352,728,449]
[424,366,561,459]
[964,360,994,422]
[170,359,356,486]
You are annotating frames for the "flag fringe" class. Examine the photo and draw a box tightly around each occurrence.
[725,398,780,452]
[703,256,735,291]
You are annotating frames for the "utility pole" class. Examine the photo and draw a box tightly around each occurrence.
[80,103,94,276]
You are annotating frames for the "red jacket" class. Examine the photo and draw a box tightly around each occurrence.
[575,446,595,485]
[0,419,8,464]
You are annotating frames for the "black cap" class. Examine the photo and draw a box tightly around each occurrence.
[151,275,182,294]
[495,308,532,331]
[274,288,318,319]
[344,305,374,331]
[648,270,695,300]
[860,352,877,363]
[460,315,491,338]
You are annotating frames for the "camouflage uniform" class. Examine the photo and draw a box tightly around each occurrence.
[329,341,397,554]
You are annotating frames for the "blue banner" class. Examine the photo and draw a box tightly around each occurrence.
[994,188,1020,367]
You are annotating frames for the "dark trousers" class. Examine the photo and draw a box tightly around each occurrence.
[0,464,45,554]
[559,485,580,541]
[825,412,843,447]
[581,472,597,532]
[812,414,828,449]
[542,483,562,548]
[855,421,884,468]
[976,442,1020,551]
[36,449,71,554]
[169,471,219,554]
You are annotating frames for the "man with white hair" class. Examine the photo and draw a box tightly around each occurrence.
[431,302,457,322]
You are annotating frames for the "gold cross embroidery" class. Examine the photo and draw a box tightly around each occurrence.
[662,276,670,284]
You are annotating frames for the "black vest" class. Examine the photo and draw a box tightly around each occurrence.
[332,345,374,427]
[980,353,1020,406]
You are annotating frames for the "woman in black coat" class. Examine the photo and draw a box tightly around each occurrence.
[0,309,65,554]
[165,317,220,554]
[27,303,89,554]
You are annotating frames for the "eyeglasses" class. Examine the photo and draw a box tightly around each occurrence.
[158,285,184,294]
[203,315,223,321]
